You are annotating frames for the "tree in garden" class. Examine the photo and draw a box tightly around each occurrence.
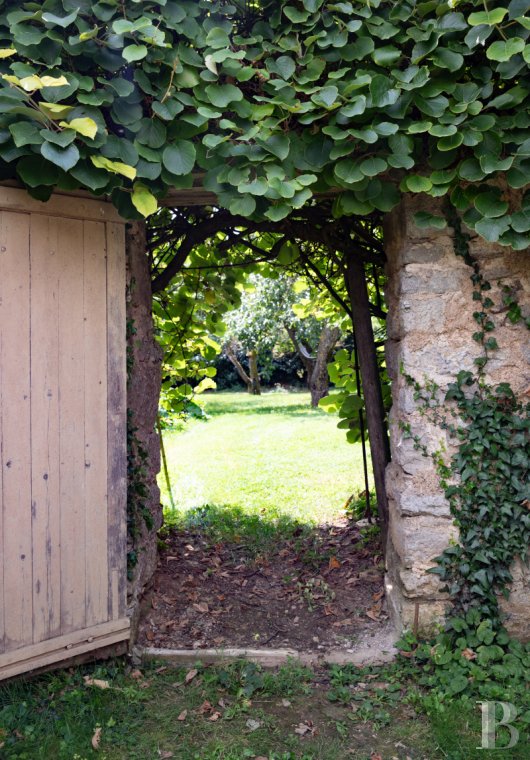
[222,271,344,404]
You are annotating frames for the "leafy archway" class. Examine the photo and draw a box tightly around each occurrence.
[147,201,391,530]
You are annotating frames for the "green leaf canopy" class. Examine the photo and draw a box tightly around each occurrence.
[0,0,528,243]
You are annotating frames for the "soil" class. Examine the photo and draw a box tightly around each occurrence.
[138,519,389,652]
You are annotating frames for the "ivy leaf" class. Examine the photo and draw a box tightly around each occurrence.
[42,10,78,27]
[474,191,510,218]
[162,141,196,176]
[334,159,363,184]
[260,134,290,160]
[205,27,230,49]
[414,212,447,230]
[274,55,296,80]
[487,38,525,61]
[402,175,433,193]
[474,216,511,242]
[205,84,243,107]
[40,141,80,172]
[284,6,311,22]
[59,117,98,140]
[359,156,387,177]
[228,195,256,216]
[91,155,137,180]
[311,86,339,108]
[131,182,158,217]
[16,155,60,187]
[123,45,148,63]
[468,9,508,25]
[136,118,167,149]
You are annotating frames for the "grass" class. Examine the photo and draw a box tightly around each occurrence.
[159,390,372,525]
[1,657,526,759]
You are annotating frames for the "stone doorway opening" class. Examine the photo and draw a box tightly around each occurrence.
[128,191,530,654]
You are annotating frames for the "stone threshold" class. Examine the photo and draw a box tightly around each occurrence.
[138,626,398,669]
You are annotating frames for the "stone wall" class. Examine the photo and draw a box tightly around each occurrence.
[383,195,530,638]
[126,222,163,641]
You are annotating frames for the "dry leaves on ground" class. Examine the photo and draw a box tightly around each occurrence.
[91,726,102,750]
[83,676,110,690]
[294,720,316,736]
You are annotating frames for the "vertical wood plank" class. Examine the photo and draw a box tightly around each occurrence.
[57,217,86,634]
[30,215,61,643]
[106,222,127,619]
[84,221,109,627]
[0,211,33,651]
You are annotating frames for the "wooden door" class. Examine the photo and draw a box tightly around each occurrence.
[0,187,129,680]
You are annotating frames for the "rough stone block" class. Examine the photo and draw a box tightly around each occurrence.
[390,514,457,567]
[500,556,530,643]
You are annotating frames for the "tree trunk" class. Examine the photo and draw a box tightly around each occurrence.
[126,221,163,640]
[345,255,390,535]
[225,341,261,394]
[309,325,340,407]
[247,350,261,395]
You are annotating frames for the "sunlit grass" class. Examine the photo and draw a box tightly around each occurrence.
[159,390,371,524]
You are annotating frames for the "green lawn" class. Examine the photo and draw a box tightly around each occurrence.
[1,656,524,759]
[159,390,371,524]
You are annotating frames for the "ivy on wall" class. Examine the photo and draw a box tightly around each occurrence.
[0,0,529,249]
[398,206,530,704]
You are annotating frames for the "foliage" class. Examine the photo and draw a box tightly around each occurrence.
[213,349,306,390]
[397,203,530,723]
[153,238,246,422]
[126,318,154,574]
[224,273,333,356]
[0,0,529,252]
[126,412,154,576]
[223,272,344,389]
[0,655,483,760]
[319,334,390,445]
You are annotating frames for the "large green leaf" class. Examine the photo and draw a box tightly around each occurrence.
[162,141,196,176]
[40,141,80,171]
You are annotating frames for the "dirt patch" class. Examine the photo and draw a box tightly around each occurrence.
[138,520,389,652]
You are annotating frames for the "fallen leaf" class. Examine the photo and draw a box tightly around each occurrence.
[193,602,209,614]
[372,588,385,602]
[158,752,174,759]
[366,601,382,621]
[370,754,382,760]
[91,726,102,750]
[328,556,341,570]
[185,668,198,684]
[209,711,221,722]
[246,718,262,731]
[130,669,143,680]
[177,710,188,721]
[83,676,110,690]
[462,647,476,661]
[197,700,213,714]
[294,720,314,736]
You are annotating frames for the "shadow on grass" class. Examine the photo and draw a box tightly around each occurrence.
[200,391,330,418]
[162,503,379,566]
